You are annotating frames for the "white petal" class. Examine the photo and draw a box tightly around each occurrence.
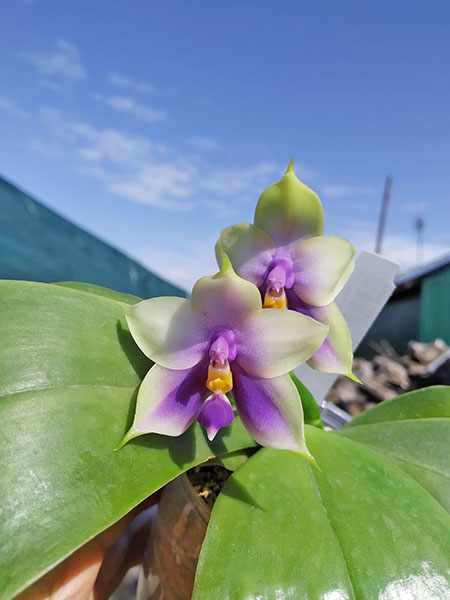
[236,309,328,378]
[126,297,208,370]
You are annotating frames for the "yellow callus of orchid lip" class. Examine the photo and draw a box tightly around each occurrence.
[263,288,287,309]
[207,361,233,393]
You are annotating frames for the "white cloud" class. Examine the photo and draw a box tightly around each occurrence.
[399,200,430,213]
[38,107,165,157]
[108,162,197,209]
[23,137,65,159]
[134,238,218,291]
[24,39,86,82]
[75,125,167,165]
[432,232,450,244]
[38,107,78,142]
[200,162,278,197]
[107,73,154,95]
[103,159,281,211]
[339,217,450,270]
[188,137,219,151]
[321,184,376,198]
[34,108,194,208]
[0,95,30,120]
[383,236,449,270]
[33,107,283,212]
[38,79,63,92]
[93,93,166,123]
[292,163,317,182]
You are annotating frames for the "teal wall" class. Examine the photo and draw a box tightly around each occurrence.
[420,264,450,344]
[357,261,450,357]
[0,175,187,299]
[356,293,421,357]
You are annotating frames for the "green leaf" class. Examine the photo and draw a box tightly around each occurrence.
[0,280,255,600]
[343,385,450,427]
[339,387,450,513]
[54,281,142,304]
[290,371,324,428]
[204,448,257,471]
[193,426,450,600]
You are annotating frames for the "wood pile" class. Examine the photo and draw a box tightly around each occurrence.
[326,339,450,416]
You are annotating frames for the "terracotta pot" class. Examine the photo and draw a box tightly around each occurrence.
[136,474,211,600]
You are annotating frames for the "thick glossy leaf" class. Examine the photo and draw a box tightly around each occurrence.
[344,385,450,427]
[193,427,450,600]
[339,388,450,513]
[340,386,450,512]
[0,280,255,600]
[55,280,142,304]
[204,448,257,471]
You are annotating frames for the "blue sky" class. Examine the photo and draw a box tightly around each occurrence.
[0,0,449,290]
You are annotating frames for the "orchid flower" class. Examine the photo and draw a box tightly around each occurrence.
[216,159,357,378]
[119,257,328,454]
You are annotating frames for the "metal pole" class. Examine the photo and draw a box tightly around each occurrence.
[375,176,393,254]
[415,216,424,265]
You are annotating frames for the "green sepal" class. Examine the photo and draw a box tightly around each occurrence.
[254,158,324,245]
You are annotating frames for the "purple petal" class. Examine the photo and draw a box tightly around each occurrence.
[293,236,356,306]
[126,297,209,370]
[307,304,353,375]
[236,309,328,378]
[121,361,208,442]
[216,223,275,287]
[287,292,353,375]
[196,393,234,441]
[232,365,311,455]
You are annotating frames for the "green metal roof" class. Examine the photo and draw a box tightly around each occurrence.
[0,174,187,299]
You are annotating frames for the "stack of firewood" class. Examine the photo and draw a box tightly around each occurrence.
[326,339,450,416]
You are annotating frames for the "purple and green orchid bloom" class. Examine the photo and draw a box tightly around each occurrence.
[118,256,328,455]
[216,159,358,379]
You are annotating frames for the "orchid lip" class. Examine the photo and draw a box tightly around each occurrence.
[196,392,234,441]
[263,287,287,309]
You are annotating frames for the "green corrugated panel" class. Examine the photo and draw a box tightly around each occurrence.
[0,175,187,299]
[420,264,450,344]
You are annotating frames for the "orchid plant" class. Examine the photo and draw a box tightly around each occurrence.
[0,161,449,600]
